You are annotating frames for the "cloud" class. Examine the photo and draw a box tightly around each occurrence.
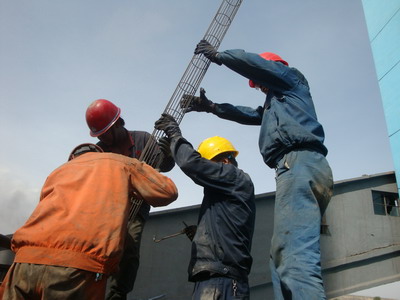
[0,169,39,234]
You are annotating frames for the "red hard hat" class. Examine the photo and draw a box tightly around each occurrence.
[86,99,121,137]
[249,52,289,88]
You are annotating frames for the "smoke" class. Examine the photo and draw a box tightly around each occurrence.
[0,169,39,234]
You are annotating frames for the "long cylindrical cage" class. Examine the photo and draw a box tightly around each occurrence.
[130,0,243,221]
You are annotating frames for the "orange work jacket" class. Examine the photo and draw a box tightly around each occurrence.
[11,152,178,275]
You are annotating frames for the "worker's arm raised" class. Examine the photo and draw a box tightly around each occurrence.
[180,88,215,113]
[129,160,178,207]
[194,39,222,65]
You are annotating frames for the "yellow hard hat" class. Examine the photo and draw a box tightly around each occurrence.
[197,136,239,160]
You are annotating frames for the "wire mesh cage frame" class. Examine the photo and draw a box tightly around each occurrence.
[130,0,243,221]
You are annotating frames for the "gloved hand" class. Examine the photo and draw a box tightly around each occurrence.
[180,88,214,113]
[155,113,182,139]
[183,225,197,241]
[158,137,172,158]
[194,40,222,65]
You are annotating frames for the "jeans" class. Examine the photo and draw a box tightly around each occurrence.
[270,149,333,300]
[192,277,249,300]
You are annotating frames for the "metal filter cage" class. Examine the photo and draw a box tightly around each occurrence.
[130,0,243,221]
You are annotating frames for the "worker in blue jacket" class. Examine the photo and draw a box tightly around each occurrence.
[155,113,256,300]
[182,40,334,300]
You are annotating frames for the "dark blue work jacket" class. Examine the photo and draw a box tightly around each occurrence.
[215,49,328,168]
[170,136,256,281]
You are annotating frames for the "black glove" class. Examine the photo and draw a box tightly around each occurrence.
[183,225,197,241]
[155,113,182,139]
[158,137,172,158]
[194,40,222,65]
[180,88,214,113]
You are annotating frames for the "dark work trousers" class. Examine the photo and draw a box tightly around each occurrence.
[106,214,145,300]
[192,277,250,300]
[0,263,107,300]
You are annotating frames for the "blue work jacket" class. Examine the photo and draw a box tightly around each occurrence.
[214,49,328,168]
[170,136,256,281]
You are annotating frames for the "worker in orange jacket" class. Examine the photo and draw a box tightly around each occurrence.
[0,143,178,300]
[86,99,175,300]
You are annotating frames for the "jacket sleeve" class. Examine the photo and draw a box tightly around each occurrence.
[213,103,264,125]
[218,49,296,93]
[128,159,178,207]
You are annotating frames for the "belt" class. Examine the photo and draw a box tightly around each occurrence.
[272,144,326,169]
[192,271,225,281]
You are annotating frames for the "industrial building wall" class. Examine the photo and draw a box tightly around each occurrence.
[321,173,400,298]
[131,172,400,300]
[361,0,400,193]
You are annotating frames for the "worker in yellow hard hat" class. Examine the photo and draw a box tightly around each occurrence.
[181,40,334,299]
[85,99,175,299]
[155,113,256,299]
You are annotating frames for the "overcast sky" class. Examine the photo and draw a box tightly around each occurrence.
[0,0,397,298]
